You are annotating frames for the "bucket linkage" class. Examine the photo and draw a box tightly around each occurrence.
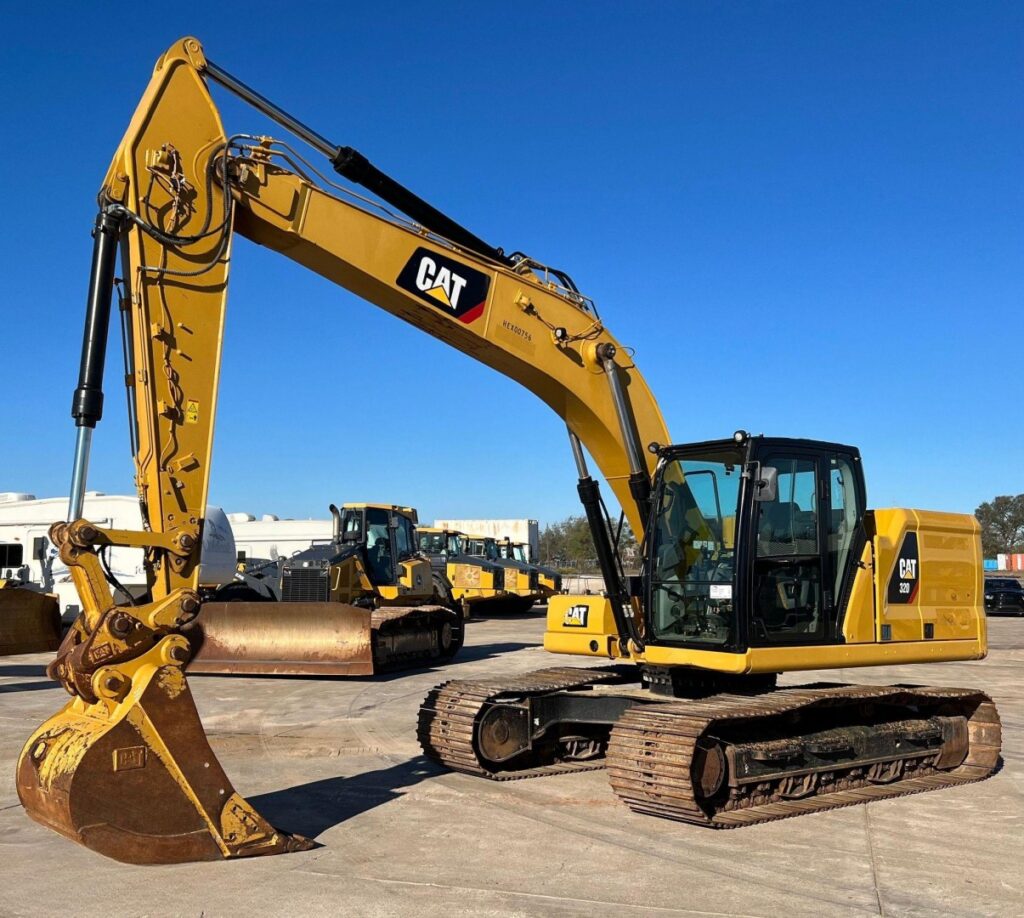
[16,521,312,865]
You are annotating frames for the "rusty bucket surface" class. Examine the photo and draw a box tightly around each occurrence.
[0,586,62,656]
[186,601,376,676]
[17,638,314,864]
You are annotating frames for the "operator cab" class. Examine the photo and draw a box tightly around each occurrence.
[465,536,502,562]
[341,504,419,586]
[418,528,465,558]
[646,435,865,652]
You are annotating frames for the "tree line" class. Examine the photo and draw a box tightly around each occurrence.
[975,494,1024,557]
[539,515,638,572]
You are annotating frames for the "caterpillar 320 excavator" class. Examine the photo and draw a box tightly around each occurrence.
[18,37,1000,865]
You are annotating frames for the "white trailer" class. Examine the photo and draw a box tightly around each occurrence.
[0,492,236,621]
[433,518,540,561]
[227,513,333,563]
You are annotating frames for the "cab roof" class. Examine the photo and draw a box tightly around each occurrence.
[343,502,418,519]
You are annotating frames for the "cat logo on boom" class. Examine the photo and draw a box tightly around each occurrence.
[397,247,491,323]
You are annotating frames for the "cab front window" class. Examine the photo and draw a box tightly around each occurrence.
[649,447,743,646]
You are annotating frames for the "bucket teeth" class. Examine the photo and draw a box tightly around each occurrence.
[17,638,312,865]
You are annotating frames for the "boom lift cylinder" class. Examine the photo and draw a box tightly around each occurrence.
[68,209,122,520]
[567,428,642,653]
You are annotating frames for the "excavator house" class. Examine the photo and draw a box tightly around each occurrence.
[17,37,1000,864]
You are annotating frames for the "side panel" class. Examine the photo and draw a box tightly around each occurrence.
[840,540,877,643]
[329,555,374,603]
[399,558,434,600]
[873,509,984,644]
[544,594,622,658]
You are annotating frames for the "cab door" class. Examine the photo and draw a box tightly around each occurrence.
[747,445,864,646]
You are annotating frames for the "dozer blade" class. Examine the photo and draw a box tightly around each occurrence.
[17,636,313,864]
[186,601,376,676]
[186,601,464,677]
[0,587,62,656]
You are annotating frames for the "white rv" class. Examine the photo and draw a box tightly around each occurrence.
[0,492,237,621]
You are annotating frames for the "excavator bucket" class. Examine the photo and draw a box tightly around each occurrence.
[186,601,463,676]
[17,636,313,864]
[0,585,62,656]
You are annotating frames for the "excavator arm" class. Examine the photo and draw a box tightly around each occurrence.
[18,37,668,864]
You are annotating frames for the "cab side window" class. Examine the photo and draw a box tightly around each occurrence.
[828,457,860,608]
[395,517,416,560]
[365,509,393,583]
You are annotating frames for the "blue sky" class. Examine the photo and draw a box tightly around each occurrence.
[1,1,1020,525]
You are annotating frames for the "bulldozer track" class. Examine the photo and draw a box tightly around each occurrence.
[606,684,1001,827]
[418,667,627,779]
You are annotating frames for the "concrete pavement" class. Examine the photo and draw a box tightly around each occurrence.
[1,609,1021,917]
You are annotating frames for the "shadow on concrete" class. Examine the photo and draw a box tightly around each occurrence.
[469,605,549,622]
[369,641,536,683]
[445,640,535,664]
[249,755,442,839]
[0,681,59,694]
[0,665,49,678]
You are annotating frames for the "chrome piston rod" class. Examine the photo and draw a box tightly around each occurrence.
[67,209,122,522]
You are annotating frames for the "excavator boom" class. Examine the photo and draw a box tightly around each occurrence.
[18,38,666,864]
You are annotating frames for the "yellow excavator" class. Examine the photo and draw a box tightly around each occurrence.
[187,503,462,675]
[18,37,1000,864]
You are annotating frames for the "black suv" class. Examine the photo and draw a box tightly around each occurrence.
[984,577,1024,615]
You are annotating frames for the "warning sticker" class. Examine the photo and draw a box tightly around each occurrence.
[185,400,200,424]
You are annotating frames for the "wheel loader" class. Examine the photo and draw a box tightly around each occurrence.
[497,536,562,598]
[187,503,462,675]
[17,37,999,865]
[463,533,543,612]
[417,525,508,618]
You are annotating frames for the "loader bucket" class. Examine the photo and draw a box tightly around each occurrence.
[0,586,62,656]
[186,601,376,676]
[16,636,313,864]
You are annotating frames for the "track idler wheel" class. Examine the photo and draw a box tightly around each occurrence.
[16,635,313,864]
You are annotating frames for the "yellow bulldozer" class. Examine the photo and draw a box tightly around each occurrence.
[16,37,999,864]
[186,503,462,675]
[0,581,62,656]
